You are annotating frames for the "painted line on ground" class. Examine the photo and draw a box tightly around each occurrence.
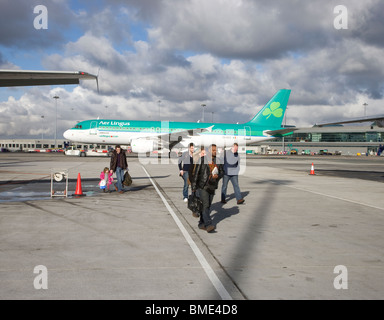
[142,165,233,300]
[261,178,384,212]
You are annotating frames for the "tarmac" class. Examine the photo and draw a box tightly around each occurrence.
[0,153,383,300]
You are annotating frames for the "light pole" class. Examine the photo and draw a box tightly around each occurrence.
[105,105,108,118]
[201,104,206,122]
[53,95,59,148]
[363,103,368,117]
[158,100,161,120]
[41,115,44,140]
[283,106,288,154]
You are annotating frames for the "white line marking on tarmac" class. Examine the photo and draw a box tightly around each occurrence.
[289,185,384,212]
[142,165,233,300]
[263,179,384,212]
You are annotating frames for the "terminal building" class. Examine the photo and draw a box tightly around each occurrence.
[0,139,112,153]
[259,125,384,155]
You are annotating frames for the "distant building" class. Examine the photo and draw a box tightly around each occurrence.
[261,125,384,155]
[0,139,111,152]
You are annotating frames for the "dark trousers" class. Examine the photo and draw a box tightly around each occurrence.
[198,188,214,227]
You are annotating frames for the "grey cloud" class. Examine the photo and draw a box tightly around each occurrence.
[0,0,76,49]
[351,1,384,48]
[2,0,384,138]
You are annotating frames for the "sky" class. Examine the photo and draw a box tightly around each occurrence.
[1,0,384,139]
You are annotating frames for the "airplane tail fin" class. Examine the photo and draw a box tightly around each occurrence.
[245,89,291,127]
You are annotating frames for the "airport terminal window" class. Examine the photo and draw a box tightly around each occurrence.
[345,133,365,142]
[276,131,372,143]
[366,132,379,142]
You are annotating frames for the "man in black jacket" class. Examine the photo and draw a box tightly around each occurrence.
[110,145,128,194]
[190,144,224,233]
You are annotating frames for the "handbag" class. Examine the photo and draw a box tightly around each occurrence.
[188,192,203,214]
[123,171,132,186]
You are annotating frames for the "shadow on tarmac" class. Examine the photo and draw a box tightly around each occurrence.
[216,179,294,299]
[211,191,250,227]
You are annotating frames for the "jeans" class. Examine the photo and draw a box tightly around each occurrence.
[221,175,242,201]
[116,167,124,191]
[182,171,189,199]
[198,188,214,227]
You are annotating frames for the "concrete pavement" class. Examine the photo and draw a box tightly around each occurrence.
[0,153,383,299]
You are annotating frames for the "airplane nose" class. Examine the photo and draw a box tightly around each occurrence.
[63,130,71,140]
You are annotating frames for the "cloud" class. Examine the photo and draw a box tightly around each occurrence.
[1,0,384,138]
[0,0,76,50]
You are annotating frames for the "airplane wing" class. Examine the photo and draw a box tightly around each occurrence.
[264,127,298,136]
[131,125,215,150]
[316,115,384,128]
[0,69,98,87]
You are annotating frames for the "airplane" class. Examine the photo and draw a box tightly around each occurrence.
[63,89,296,153]
[0,69,98,88]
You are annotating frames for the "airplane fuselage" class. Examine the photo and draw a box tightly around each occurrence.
[63,119,278,150]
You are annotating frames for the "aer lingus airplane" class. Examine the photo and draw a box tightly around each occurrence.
[63,89,294,153]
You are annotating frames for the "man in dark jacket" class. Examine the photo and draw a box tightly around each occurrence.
[110,145,128,194]
[178,142,194,202]
[190,144,224,233]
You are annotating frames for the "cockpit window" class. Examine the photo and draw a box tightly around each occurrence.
[75,125,82,129]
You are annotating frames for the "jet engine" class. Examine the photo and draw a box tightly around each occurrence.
[131,139,155,153]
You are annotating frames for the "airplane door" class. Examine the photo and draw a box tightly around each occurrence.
[89,121,98,135]
[244,126,251,140]
[242,126,251,140]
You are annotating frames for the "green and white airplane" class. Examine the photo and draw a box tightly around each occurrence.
[63,89,294,153]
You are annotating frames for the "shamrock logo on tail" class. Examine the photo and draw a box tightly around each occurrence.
[262,102,283,119]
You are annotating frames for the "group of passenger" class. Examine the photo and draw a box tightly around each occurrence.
[178,142,245,233]
[99,145,128,193]
[98,143,244,234]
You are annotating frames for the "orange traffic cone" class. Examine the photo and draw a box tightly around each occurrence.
[309,163,316,175]
[74,173,85,196]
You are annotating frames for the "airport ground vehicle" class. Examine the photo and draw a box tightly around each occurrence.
[319,149,333,155]
[64,146,110,157]
[64,146,87,157]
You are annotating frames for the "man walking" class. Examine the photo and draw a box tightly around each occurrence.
[221,143,245,205]
[178,143,194,202]
[190,144,224,233]
[110,145,128,194]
